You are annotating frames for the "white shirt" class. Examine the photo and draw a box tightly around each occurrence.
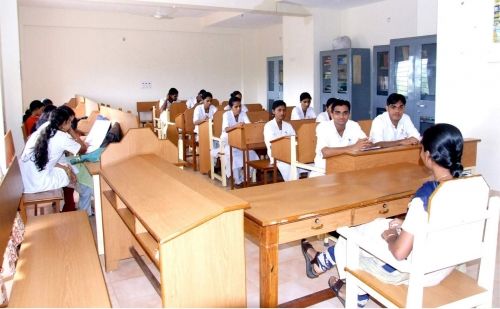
[221,111,251,143]
[369,112,420,143]
[314,120,366,170]
[20,122,81,193]
[263,118,295,162]
[186,97,197,109]
[291,106,316,120]
[316,111,330,123]
[193,104,217,134]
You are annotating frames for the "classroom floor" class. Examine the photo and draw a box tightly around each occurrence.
[30,169,500,308]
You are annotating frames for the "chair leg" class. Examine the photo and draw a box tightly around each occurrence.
[19,201,27,223]
[34,204,38,216]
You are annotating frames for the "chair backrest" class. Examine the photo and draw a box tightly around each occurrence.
[136,101,159,124]
[169,102,187,122]
[358,119,372,137]
[183,108,196,133]
[245,103,263,112]
[247,111,270,123]
[284,106,294,121]
[211,98,220,107]
[212,111,224,138]
[220,101,229,109]
[4,130,15,168]
[417,176,491,273]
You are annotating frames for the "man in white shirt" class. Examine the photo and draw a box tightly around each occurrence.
[316,97,334,122]
[160,87,179,112]
[313,99,372,173]
[291,92,316,120]
[186,89,206,109]
[264,100,296,181]
[369,93,420,147]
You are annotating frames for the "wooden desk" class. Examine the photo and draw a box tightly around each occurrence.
[227,122,266,188]
[325,138,480,174]
[100,129,248,307]
[9,211,111,307]
[84,161,104,255]
[231,163,432,307]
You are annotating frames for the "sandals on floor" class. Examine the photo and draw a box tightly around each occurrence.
[328,276,346,306]
[301,239,320,279]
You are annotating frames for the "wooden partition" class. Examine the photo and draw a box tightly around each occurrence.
[245,103,264,112]
[284,106,294,121]
[247,110,270,123]
[4,130,15,168]
[358,119,373,136]
[99,128,248,307]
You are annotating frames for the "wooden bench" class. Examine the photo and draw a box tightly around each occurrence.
[0,158,110,307]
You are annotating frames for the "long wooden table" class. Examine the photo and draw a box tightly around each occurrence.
[231,163,432,307]
[325,138,480,174]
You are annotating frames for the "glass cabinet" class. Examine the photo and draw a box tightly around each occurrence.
[371,45,390,117]
[389,35,437,133]
[319,48,370,120]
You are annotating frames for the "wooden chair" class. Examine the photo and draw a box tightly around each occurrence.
[176,108,198,170]
[247,111,270,123]
[137,101,160,128]
[358,119,373,137]
[220,100,229,109]
[245,103,264,112]
[209,112,226,186]
[284,106,294,121]
[5,130,15,168]
[341,176,499,308]
[21,189,63,222]
[247,159,276,185]
[212,98,220,107]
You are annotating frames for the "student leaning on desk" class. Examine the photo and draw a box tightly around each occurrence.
[369,93,421,147]
[302,123,466,307]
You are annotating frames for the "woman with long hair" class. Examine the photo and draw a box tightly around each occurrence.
[20,106,88,212]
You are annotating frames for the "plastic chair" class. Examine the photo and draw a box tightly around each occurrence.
[340,175,499,308]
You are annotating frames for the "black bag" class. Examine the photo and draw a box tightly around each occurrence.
[100,122,122,147]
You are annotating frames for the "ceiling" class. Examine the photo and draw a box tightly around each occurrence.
[18,0,384,28]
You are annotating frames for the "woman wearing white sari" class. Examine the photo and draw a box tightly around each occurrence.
[220,96,258,186]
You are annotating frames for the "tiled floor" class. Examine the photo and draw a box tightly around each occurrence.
[36,170,500,308]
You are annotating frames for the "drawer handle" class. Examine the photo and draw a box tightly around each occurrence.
[311,218,324,230]
[379,203,389,214]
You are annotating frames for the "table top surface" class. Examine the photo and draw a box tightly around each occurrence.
[232,163,432,226]
[101,154,249,243]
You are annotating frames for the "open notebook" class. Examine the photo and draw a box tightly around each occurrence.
[84,119,111,153]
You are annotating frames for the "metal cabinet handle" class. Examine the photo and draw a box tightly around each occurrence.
[378,203,389,214]
[311,218,324,230]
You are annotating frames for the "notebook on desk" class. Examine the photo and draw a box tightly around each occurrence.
[84,119,111,153]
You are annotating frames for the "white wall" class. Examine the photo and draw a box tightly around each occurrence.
[19,6,243,113]
[0,0,23,158]
[436,0,500,190]
[241,23,282,107]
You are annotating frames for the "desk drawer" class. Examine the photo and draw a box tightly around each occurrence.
[278,210,351,244]
[352,198,410,226]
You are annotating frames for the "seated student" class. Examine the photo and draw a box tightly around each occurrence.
[20,106,88,213]
[316,97,335,122]
[35,104,56,131]
[186,89,206,109]
[301,123,465,307]
[264,100,296,182]
[160,87,179,112]
[291,92,316,120]
[42,98,54,107]
[220,96,258,186]
[193,91,217,137]
[23,100,45,136]
[224,91,248,113]
[369,93,420,147]
[312,99,371,176]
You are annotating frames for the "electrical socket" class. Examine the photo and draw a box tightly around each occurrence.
[141,81,152,89]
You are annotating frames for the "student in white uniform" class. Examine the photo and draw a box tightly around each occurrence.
[20,106,88,213]
[186,89,206,109]
[369,93,420,147]
[301,123,465,307]
[316,97,335,123]
[224,91,248,113]
[221,96,258,186]
[193,91,217,137]
[291,92,316,120]
[263,100,296,182]
[312,99,372,175]
[160,87,179,112]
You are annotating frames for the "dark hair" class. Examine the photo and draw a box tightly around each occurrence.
[168,88,178,95]
[201,91,213,100]
[33,106,75,171]
[198,89,206,96]
[230,90,242,98]
[34,105,57,131]
[421,123,464,178]
[386,93,406,106]
[228,96,241,107]
[272,100,286,110]
[325,98,336,109]
[23,100,44,122]
[42,98,53,106]
[331,98,351,112]
[300,92,312,101]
